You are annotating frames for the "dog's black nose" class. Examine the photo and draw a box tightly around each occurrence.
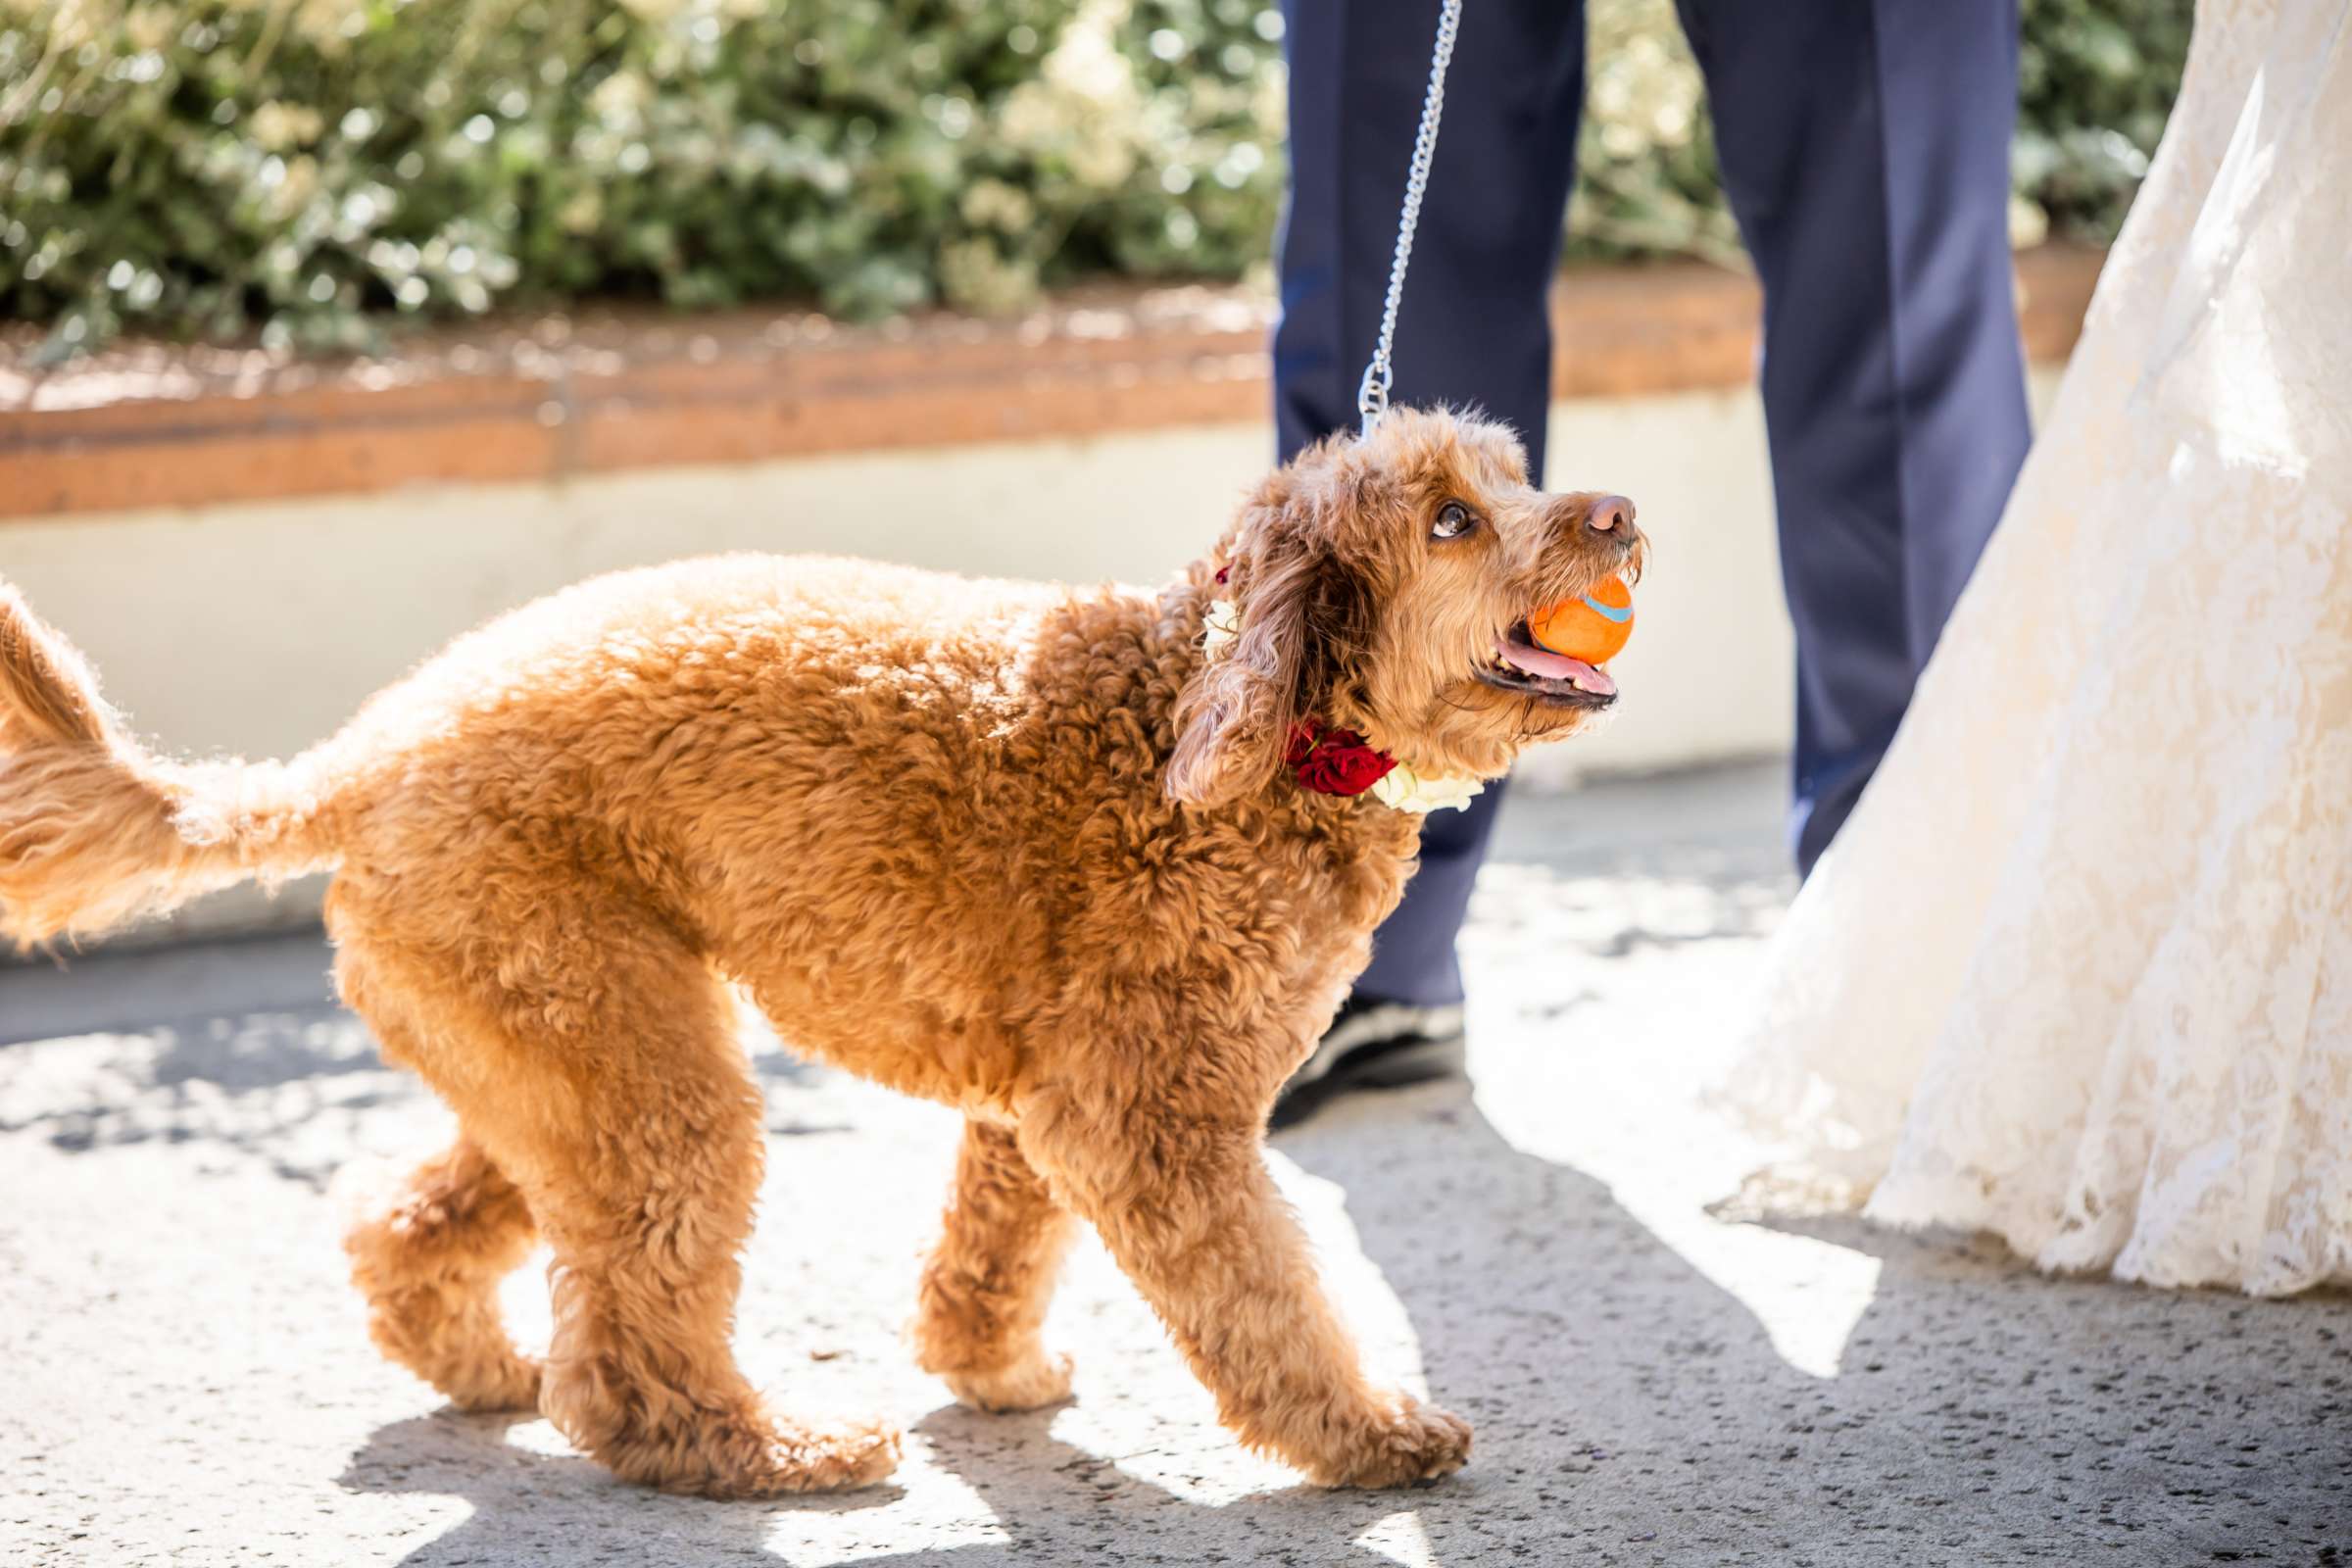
[1588,495,1635,533]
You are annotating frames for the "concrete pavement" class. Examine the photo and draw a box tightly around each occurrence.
[3,762,2346,1566]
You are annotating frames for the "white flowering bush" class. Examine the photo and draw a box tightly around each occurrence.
[0,0,1288,354]
[0,0,2182,359]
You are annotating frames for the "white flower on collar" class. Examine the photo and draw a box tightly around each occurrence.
[1369,760,1486,814]
[1201,596,1241,654]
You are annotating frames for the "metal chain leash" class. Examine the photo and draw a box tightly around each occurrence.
[1356,0,1464,439]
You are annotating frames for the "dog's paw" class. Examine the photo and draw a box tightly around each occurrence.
[444,1350,543,1413]
[1315,1394,1473,1488]
[941,1350,1076,1413]
[786,1416,904,1492]
[685,1410,904,1498]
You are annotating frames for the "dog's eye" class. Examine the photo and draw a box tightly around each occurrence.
[1432,501,1477,540]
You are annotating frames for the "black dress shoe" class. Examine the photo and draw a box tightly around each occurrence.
[1269,995,1468,1129]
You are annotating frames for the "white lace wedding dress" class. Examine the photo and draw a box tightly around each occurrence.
[1719,0,2352,1296]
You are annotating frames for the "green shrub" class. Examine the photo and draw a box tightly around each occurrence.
[1571,0,2196,264]
[0,0,2187,359]
[1570,0,1737,267]
[2015,0,2194,243]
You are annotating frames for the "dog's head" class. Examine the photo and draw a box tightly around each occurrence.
[1167,406,1645,807]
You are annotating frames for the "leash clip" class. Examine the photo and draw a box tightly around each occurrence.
[1356,360,1391,439]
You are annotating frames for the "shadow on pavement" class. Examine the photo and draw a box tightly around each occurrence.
[1,1000,848,1189]
[339,1411,906,1568]
[1279,1086,2351,1562]
[1721,1207,2352,1558]
[331,1084,1819,1567]
[0,1006,395,1189]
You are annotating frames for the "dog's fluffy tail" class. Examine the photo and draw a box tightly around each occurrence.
[0,582,337,948]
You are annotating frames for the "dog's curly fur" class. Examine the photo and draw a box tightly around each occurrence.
[0,409,1642,1496]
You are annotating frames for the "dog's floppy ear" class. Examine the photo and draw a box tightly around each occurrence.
[1165,475,1324,808]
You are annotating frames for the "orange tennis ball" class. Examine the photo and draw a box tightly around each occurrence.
[1529,574,1635,665]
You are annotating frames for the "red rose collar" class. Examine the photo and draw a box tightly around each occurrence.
[1284,722,1397,798]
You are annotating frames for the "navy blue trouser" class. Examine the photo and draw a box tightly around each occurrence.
[1275,0,2032,1008]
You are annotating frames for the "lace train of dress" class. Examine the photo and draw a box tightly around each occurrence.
[1717,0,2352,1297]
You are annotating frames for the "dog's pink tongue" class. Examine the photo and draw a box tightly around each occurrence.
[1496,636,1617,695]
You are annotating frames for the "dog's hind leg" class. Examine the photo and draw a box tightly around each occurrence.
[910,1117,1076,1412]
[517,964,900,1497]
[334,884,899,1497]
[340,1133,542,1412]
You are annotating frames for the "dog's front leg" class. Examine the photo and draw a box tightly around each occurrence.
[911,1117,1078,1411]
[1014,1090,1470,1487]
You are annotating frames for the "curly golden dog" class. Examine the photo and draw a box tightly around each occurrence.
[0,408,1642,1496]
